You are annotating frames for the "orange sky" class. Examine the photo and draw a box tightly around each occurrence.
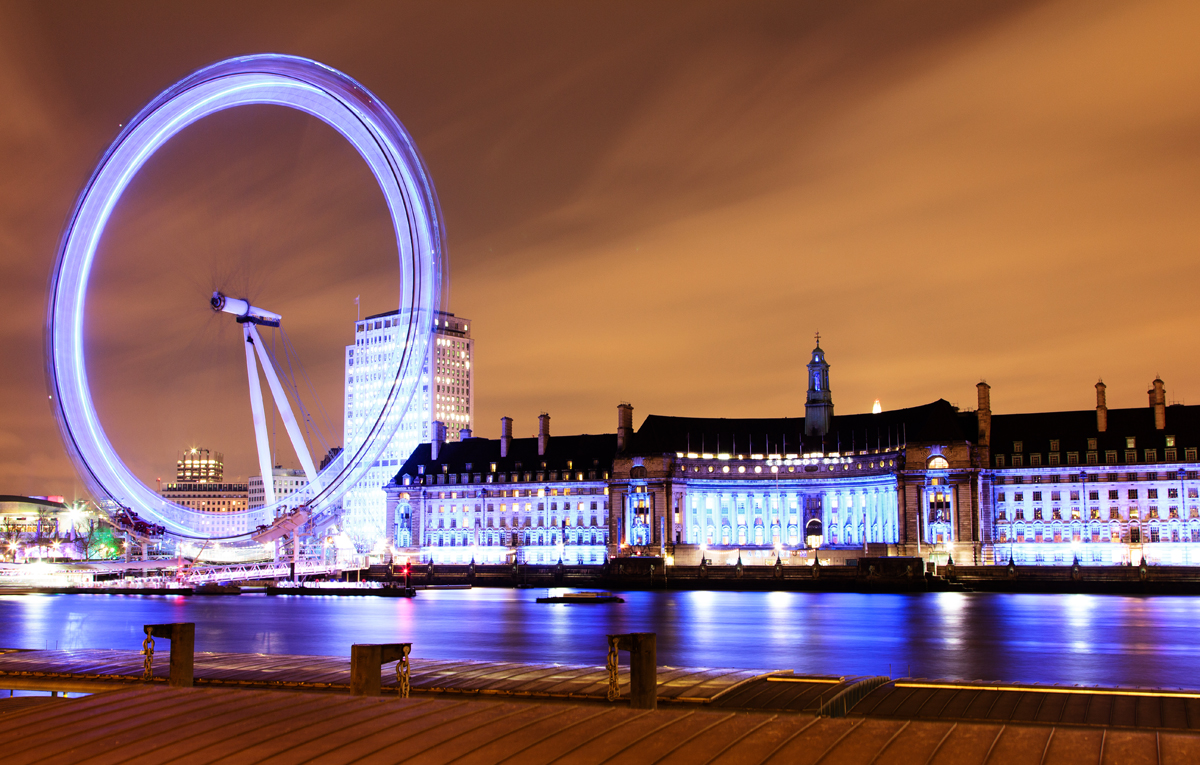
[1,0,1198,497]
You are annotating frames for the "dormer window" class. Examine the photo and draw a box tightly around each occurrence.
[1127,437,1136,448]
[1013,441,1023,453]
[928,456,950,470]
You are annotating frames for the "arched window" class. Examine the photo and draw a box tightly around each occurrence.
[928,456,950,470]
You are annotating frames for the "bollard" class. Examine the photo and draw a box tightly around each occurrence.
[142,623,195,687]
[350,643,412,697]
[606,632,657,710]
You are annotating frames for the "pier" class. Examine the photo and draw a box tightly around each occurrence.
[3,625,1200,762]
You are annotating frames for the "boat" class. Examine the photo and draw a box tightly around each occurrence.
[536,590,624,604]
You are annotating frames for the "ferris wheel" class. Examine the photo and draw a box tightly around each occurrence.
[45,54,444,540]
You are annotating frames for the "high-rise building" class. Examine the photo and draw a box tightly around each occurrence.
[176,447,223,482]
[161,446,248,536]
[248,468,309,511]
[341,310,474,548]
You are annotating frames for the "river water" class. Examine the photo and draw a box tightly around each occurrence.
[1,589,1197,688]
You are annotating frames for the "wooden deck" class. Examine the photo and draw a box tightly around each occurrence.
[3,686,1199,764]
[0,649,788,703]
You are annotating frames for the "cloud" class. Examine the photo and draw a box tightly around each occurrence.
[1,0,1199,495]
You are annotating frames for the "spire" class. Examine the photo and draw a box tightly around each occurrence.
[805,336,833,437]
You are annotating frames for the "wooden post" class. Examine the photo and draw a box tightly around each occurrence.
[612,632,657,710]
[144,623,195,687]
[350,643,412,696]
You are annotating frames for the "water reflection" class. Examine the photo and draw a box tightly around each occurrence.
[1,591,1198,687]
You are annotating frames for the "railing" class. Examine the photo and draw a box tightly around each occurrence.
[183,559,358,584]
[817,676,891,717]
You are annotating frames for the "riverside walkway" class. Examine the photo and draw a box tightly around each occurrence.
[3,641,1200,763]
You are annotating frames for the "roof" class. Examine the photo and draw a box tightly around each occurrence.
[630,400,973,454]
[0,495,68,510]
[989,405,1200,455]
[393,433,618,484]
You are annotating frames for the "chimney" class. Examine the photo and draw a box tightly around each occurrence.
[617,403,634,452]
[1153,376,1166,430]
[976,381,991,448]
[431,421,446,461]
[500,416,513,458]
[459,428,472,440]
[538,413,550,456]
[1096,380,1108,432]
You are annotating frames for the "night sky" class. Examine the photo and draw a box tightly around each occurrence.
[1,1,1198,498]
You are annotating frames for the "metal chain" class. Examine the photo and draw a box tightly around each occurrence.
[141,632,155,681]
[396,644,412,698]
[606,636,620,701]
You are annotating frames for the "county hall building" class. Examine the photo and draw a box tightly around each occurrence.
[386,341,1200,567]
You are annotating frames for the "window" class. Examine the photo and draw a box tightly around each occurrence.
[1051,491,1061,501]
[1148,489,1158,499]
[1013,441,1024,453]
[998,492,1007,502]
[995,455,1006,468]
[1108,490,1118,500]
[1049,453,1060,466]
[1166,449,1177,462]
[1050,439,1060,452]
[1087,452,1098,465]
[1124,450,1136,463]
[1167,436,1176,447]
[1127,437,1136,448]
[1031,454,1042,466]
[1015,493,1024,502]
[928,456,949,469]
[1071,491,1080,501]
[1032,492,1043,502]
[1190,488,1198,499]
[1068,452,1079,465]
[1188,449,1197,462]
[1012,455,1024,467]
[1128,489,1139,500]
[1088,438,1098,450]
[1145,449,1157,463]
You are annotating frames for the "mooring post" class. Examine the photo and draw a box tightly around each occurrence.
[609,632,657,710]
[350,643,412,697]
[143,623,195,687]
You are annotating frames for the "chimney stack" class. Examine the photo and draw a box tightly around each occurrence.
[459,428,472,440]
[538,413,550,456]
[1096,380,1108,432]
[500,416,513,458]
[1152,377,1166,430]
[617,403,634,452]
[431,421,446,460]
[976,381,991,448]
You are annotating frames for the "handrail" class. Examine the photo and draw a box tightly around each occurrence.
[817,676,891,717]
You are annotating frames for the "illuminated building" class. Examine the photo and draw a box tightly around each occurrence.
[388,339,1200,567]
[386,414,612,563]
[985,378,1200,566]
[159,447,249,536]
[343,310,474,548]
[176,447,223,482]
[248,468,308,511]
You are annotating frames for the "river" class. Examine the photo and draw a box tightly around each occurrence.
[1,589,1197,688]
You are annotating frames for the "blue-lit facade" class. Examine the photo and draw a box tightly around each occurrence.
[983,378,1200,566]
[388,343,1200,568]
[608,343,986,565]
[386,424,613,564]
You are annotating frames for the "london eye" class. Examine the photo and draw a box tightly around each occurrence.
[45,54,444,543]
